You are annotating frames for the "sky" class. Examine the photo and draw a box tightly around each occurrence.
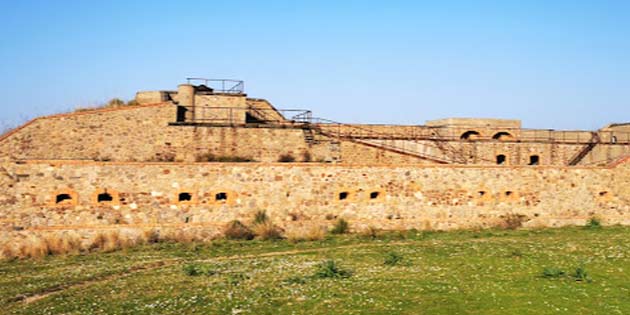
[0,0,628,130]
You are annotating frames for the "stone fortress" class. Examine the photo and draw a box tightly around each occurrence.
[0,78,629,236]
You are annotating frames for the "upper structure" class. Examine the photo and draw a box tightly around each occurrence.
[1,79,629,166]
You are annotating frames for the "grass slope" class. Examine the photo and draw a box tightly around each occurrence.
[0,226,628,315]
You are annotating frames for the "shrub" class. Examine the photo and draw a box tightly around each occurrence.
[252,221,283,241]
[313,260,353,279]
[223,220,255,240]
[585,217,602,229]
[542,267,565,278]
[384,252,404,266]
[278,154,295,162]
[330,218,349,234]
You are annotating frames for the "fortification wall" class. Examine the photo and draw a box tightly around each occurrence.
[0,104,177,162]
[0,160,627,235]
[1,101,627,166]
[0,105,426,164]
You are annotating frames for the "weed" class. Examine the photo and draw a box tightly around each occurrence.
[330,219,349,234]
[283,276,307,285]
[585,217,602,229]
[384,252,404,266]
[253,210,269,225]
[573,264,592,282]
[183,263,218,276]
[510,249,524,258]
[313,260,353,279]
[223,220,255,240]
[542,267,565,278]
[226,273,250,286]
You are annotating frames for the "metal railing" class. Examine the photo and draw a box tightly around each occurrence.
[175,106,312,125]
[170,104,630,164]
[185,78,245,94]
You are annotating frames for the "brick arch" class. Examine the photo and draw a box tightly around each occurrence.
[492,131,514,141]
[51,188,79,207]
[460,130,481,140]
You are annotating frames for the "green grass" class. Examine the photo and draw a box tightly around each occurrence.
[0,226,628,314]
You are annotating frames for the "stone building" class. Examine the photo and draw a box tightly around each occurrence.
[0,79,628,237]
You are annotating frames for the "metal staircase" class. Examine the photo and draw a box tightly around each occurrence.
[305,119,464,164]
[568,132,600,165]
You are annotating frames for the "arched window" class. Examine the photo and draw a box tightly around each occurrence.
[492,132,513,141]
[52,189,78,206]
[460,130,481,140]
[56,194,72,204]
[496,154,507,165]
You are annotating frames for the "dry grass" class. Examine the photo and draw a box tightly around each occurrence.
[223,220,255,240]
[251,221,283,241]
[285,224,326,243]
[0,227,222,261]
[359,226,382,239]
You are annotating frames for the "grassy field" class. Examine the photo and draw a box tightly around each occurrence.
[0,226,628,315]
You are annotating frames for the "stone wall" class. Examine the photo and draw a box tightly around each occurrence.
[0,160,627,235]
[1,99,629,166]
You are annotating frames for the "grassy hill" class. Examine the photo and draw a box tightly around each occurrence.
[1,226,628,315]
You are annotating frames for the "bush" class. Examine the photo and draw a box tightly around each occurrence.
[223,220,255,240]
[278,154,295,162]
[330,219,349,234]
[313,260,353,279]
[542,267,565,278]
[585,217,602,229]
[384,252,404,266]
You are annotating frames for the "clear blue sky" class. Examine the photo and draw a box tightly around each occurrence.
[1,0,628,130]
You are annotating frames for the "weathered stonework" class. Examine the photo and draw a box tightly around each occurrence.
[0,159,628,235]
[0,81,628,238]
